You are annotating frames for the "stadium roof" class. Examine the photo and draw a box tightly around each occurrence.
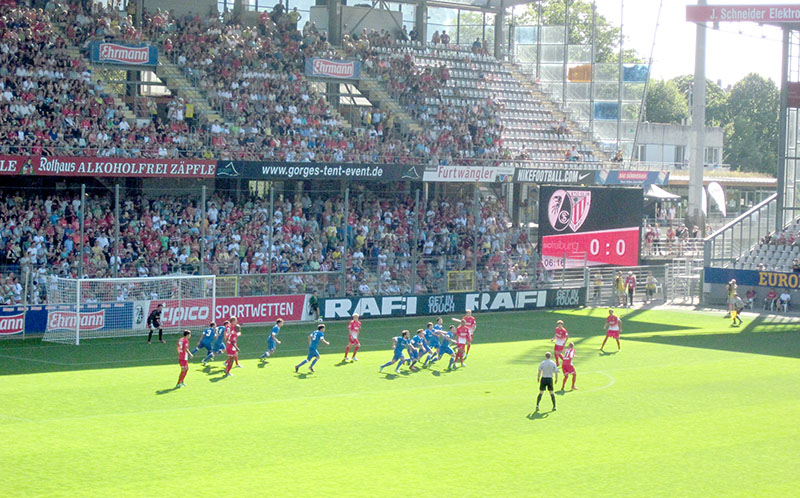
[399,0,535,13]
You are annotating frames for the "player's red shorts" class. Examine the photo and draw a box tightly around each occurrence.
[179,358,188,367]
[226,345,237,355]
[562,362,575,375]
[348,336,360,346]
[606,329,620,339]
[554,344,565,353]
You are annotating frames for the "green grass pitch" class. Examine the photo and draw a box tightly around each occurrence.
[1,307,799,497]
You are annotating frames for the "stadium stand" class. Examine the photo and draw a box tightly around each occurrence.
[0,2,605,165]
[0,2,652,306]
[732,220,800,272]
[0,188,535,302]
[343,33,602,164]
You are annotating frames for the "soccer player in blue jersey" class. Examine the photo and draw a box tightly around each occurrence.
[432,325,458,369]
[380,330,413,374]
[409,328,432,370]
[433,317,444,334]
[295,324,329,373]
[191,322,217,366]
[209,320,229,363]
[259,318,283,360]
[423,321,439,365]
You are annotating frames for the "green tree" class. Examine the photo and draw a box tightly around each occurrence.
[723,73,779,174]
[516,0,641,63]
[448,11,491,46]
[670,75,728,126]
[645,79,688,124]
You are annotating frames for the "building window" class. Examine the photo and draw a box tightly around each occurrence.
[636,144,646,161]
[704,147,719,166]
[674,145,685,167]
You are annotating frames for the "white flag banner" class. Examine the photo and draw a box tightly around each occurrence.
[701,187,708,217]
[707,181,727,217]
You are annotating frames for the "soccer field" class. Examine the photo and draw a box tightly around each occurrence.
[1,307,799,497]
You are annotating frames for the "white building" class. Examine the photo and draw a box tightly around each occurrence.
[634,122,724,169]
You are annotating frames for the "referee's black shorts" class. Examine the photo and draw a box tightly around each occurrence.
[539,377,554,391]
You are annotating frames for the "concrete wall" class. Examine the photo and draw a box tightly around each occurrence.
[145,0,217,18]
[310,5,403,38]
[637,122,724,166]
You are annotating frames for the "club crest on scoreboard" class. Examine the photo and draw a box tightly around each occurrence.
[547,189,592,232]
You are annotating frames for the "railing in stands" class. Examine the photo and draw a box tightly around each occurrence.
[704,193,778,268]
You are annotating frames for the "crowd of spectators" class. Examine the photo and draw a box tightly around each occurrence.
[0,2,584,167]
[0,2,206,159]
[0,2,418,162]
[0,187,536,303]
[343,28,506,165]
[141,7,425,163]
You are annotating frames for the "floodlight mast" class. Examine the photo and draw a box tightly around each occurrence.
[688,0,707,236]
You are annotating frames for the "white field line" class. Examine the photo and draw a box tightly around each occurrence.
[6,370,624,424]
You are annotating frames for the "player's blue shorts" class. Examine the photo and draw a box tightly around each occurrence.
[268,337,277,350]
[439,345,454,356]
[307,348,320,360]
[213,342,225,353]
[392,351,406,362]
[198,340,213,352]
[428,340,439,349]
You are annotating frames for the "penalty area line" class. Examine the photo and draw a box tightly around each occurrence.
[30,371,618,424]
[0,413,32,423]
[0,353,73,366]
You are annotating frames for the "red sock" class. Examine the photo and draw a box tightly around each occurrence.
[466,343,471,355]
[178,369,187,384]
[344,346,350,358]
[225,359,232,374]
[235,357,240,366]
[352,345,359,356]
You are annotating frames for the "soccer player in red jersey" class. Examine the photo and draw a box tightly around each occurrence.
[462,309,476,358]
[453,319,470,367]
[551,319,569,366]
[599,309,622,352]
[224,324,241,377]
[452,310,476,357]
[560,342,577,391]
[344,313,362,361]
[229,316,242,368]
[176,330,193,388]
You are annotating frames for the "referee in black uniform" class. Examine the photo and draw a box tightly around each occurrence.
[147,303,166,344]
[537,352,559,411]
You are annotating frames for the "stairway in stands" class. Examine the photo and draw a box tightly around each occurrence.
[153,62,223,123]
[504,64,611,163]
[363,41,608,164]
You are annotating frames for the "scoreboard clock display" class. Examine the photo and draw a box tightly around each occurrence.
[538,186,642,269]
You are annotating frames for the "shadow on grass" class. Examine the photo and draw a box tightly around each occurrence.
[0,309,710,377]
[526,410,552,420]
[155,386,180,395]
[625,315,800,359]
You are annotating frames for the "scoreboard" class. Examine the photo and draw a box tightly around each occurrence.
[538,186,642,269]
